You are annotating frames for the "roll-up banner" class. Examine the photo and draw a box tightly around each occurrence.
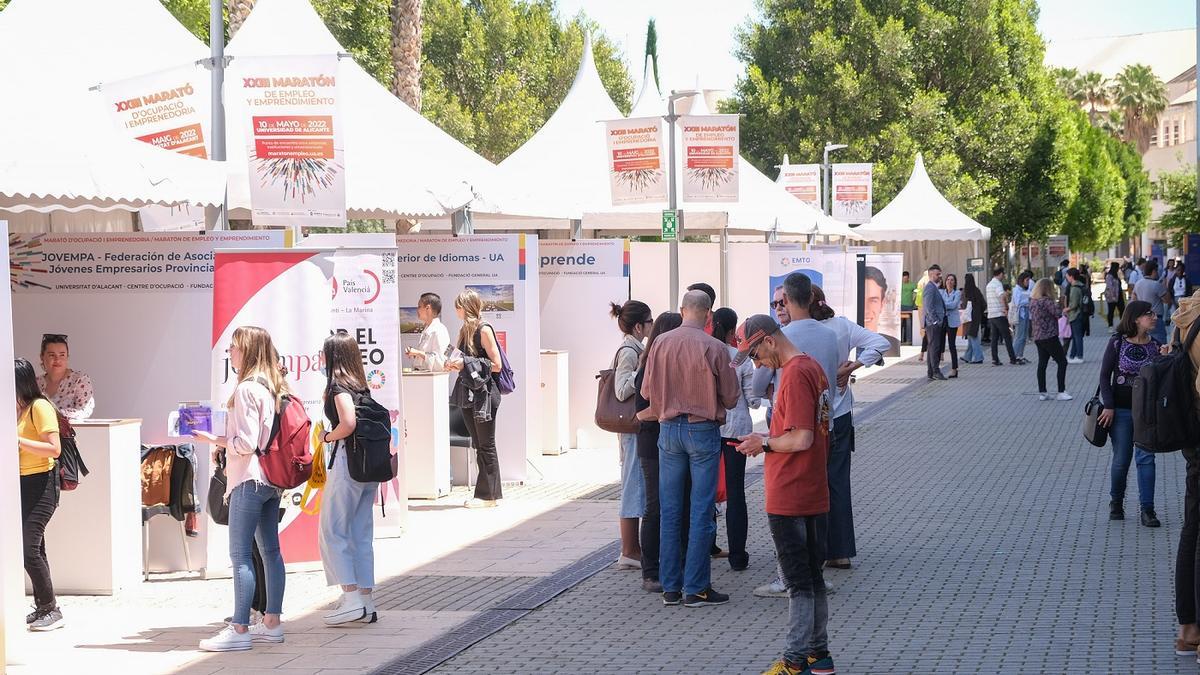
[238,55,347,229]
[860,252,903,356]
[681,114,739,202]
[768,245,857,321]
[97,65,210,231]
[211,248,403,564]
[539,239,629,450]
[605,117,668,206]
[832,163,873,224]
[394,234,541,478]
[777,163,821,210]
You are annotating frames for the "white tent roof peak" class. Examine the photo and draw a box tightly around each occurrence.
[853,153,991,242]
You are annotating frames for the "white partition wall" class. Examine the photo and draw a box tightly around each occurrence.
[394,234,539,481]
[0,221,21,666]
[539,239,629,450]
[726,242,769,320]
[631,241,768,321]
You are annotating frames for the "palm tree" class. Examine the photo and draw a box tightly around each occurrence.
[1113,63,1169,154]
[1078,71,1110,124]
[1051,67,1084,104]
[1099,107,1125,139]
[390,0,422,112]
[227,0,255,38]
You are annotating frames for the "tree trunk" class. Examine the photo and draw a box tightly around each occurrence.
[227,0,255,38]
[390,0,422,112]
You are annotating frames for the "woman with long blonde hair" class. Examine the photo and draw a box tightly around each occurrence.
[1029,279,1070,401]
[446,289,505,508]
[194,326,290,652]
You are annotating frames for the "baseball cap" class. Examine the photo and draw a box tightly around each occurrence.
[731,314,780,366]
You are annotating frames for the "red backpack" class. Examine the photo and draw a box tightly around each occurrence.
[253,378,314,489]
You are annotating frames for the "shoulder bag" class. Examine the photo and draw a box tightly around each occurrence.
[1081,386,1108,448]
[595,345,640,434]
[208,450,230,525]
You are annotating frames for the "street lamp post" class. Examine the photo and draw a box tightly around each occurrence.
[204,0,228,231]
[822,142,847,217]
[666,89,701,312]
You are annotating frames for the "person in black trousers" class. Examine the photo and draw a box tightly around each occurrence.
[634,312,683,593]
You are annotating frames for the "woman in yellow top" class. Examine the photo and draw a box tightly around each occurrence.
[16,357,63,631]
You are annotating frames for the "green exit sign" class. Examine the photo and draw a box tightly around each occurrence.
[661,210,678,241]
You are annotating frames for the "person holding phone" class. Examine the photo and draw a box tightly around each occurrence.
[406,293,450,372]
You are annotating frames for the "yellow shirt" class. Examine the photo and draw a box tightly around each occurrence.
[18,399,59,476]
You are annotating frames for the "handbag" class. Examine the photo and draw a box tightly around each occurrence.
[1081,386,1108,448]
[207,450,230,525]
[595,346,640,434]
[959,300,972,326]
[1058,315,1072,339]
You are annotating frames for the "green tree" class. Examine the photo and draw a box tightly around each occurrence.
[1156,168,1199,247]
[730,0,1058,246]
[1106,135,1152,239]
[1062,115,1126,251]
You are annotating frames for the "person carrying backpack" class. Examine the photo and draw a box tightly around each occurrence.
[194,326,289,652]
[16,358,64,631]
[1096,301,1168,528]
[447,289,507,508]
[1167,290,1200,658]
[318,331,383,625]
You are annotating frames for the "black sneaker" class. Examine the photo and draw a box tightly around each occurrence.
[1110,500,1124,520]
[28,607,64,631]
[1141,508,1162,528]
[684,587,730,607]
[662,591,682,606]
[642,578,663,593]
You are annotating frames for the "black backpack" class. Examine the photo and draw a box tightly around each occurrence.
[1131,320,1200,453]
[54,412,88,491]
[333,390,395,483]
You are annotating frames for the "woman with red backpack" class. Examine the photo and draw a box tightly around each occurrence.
[195,326,289,652]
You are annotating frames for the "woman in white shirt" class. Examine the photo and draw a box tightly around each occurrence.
[194,326,289,652]
[713,307,760,571]
[36,334,95,422]
[609,300,654,571]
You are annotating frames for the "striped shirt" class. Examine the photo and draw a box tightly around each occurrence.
[985,278,1006,319]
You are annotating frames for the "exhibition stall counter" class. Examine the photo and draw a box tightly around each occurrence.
[402,371,451,499]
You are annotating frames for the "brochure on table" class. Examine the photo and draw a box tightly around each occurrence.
[768,245,857,321]
[539,239,629,449]
[210,247,404,566]
[394,234,540,479]
[8,231,285,574]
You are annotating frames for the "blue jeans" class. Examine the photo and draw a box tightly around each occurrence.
[1109,408,1155,509]
[229,480,285,625]
[618,433,646,518]
[964,334,983,363]
[658,417,720,595]
[319,444,377,588]
[1069,316,1086,359]
[1013,318,1030,359]
[826,414,856,560]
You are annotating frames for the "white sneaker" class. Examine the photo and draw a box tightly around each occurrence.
[361,594,378,624]
[753,579,788,598]
[1056,392,1074,401]
[199,624,253,652]
[614,555,641,571]
[1068,357,1084,364]
[323,591,366,626]
[824,579,834,591]
[1038,393,1050,401]
[248,621,284,643]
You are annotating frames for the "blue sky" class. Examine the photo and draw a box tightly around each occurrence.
[556,0,1195,94]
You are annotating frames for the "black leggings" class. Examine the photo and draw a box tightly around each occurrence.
[21,470,59,609]
[1107,295,1125,326]
[944,322,959,370]
[462,401,503,500]
[1035,337,1067,393]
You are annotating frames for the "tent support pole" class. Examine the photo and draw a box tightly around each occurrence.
[204,0,228,231]
[570,219,582,241]
[719,227,729,307]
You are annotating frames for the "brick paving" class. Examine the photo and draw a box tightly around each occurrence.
[426,322,1198,675]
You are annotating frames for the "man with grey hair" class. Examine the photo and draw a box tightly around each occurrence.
[639,289,741,607]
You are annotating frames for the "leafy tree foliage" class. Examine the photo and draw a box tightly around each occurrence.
[1157,168,1199,248]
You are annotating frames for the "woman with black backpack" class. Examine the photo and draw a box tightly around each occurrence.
[318,331,381,626]
[16,357,63,631]
[447,289,506,508]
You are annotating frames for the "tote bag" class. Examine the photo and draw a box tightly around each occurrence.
[1058,315,1072,339]
[595,346,640,434]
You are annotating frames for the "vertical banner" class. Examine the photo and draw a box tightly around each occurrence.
[681,114,740,202]
[776,163,822,210]
[832,163,873,223]
[211,248,403,564]
[98,65,210,231]
[605,117,668,206]
[539,239,630,449]
[863,252,903,356]
[1047,235,1069,261]
[239,55,347,229]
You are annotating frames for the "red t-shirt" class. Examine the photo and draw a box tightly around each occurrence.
[765,355,831,516]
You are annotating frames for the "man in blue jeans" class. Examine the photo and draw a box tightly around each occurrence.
[639,289,741,607]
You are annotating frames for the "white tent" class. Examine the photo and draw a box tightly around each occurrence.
[853,153,991,279]
[227,0,557,223]
[0,0,226,230]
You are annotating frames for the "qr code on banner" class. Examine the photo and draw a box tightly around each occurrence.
[382,253,396,284]
[383,269,395,284]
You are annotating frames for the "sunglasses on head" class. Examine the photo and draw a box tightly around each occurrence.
[42,333,68,344]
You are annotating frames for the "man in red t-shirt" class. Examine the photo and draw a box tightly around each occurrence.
[733,314,835,675]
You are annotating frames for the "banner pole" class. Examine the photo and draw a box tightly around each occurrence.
[667,96,679,312]
[205,0,228,231]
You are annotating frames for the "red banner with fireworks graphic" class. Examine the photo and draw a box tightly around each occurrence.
[239,55,347,229]
[680,114,740,203]
[604,117,667,206]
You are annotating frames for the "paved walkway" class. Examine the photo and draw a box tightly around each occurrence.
[9,324,1195,674]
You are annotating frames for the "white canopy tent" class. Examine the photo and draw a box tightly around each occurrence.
[226,0,559,223]
[0,0,226,231]
[853,153,991,280]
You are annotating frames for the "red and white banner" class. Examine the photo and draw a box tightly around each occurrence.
[680,114,739,203]
[604,117,667,206]
[211,248,402,563]
[98,64,210,231]
[238,55,347,229]
[831,163,873,223]
[777,163,821,210]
